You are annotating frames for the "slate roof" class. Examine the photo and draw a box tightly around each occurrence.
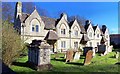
[80,25,86,34]
[93,26,97,32]
[80,34,90,44]
[20,12,87,33]
[41,16,56,30]
[84,24,90,31]
[69,20,74,28]
[20,13,30,23]
[44,30,59,40]
[100,36,107,44]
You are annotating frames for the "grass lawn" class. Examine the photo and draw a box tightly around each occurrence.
[10,51,119,73]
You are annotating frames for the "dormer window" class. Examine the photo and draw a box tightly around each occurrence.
[61,29,65,35]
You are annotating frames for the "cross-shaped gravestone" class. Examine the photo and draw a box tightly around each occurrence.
[84,50,93,65]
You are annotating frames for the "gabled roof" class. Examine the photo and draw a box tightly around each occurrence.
[44,30,59,40]
[20,13,30,23]
[68,19,86,34]
[80,34,89,44]
[100,36,107,44]
[80,25,86,34]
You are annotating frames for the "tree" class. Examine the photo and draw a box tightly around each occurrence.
[22,2,49,17]
[22,2,35,14]
[2,2,14,22]
[68,15,86,26]
[2,21,23,66]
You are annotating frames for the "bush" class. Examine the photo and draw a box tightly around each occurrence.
[2,21,23,66]
[20,43,29,56]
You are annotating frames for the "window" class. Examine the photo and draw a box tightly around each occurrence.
[32,25,35,32]
[74,30,78,36]
[61,29,65,35]
[61,41,66,48]
[90,42,92,47]
[97,34,99,38]
[32,25,39,32]
[74,42,78,49]
[89,32,92,37]
[36,25,39,32]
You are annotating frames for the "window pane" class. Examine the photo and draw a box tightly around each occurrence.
[61,29,65,35]
[36,25,39,32]
[90,42,92,47]
[75,30,78,36]
[97,34,99,38]
[74,42,78,49]
[32,25,34,32]
[61,41,66,48]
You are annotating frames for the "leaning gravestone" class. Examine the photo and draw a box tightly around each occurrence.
[65,50,74,62]
[84,50,93,65]
[28,40,52,71]
[73,51,81,62]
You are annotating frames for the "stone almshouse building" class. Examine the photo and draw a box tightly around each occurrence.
[14,2,110,52]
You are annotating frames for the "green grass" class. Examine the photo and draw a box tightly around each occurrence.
[10,51,119,73]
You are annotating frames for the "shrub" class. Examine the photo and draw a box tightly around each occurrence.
[2,21,23,66]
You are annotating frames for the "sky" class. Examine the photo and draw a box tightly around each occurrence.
[34,2,118,34]
[3,2,119,34]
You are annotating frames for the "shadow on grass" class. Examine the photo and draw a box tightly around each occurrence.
[51,58,66,62]
[115,62,120,65]
[66,62,84,66]
[109,56,116,58]
[12,61,37,70]
[80,55,85,59]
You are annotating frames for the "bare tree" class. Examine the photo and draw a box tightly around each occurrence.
[68,15,86,26]
[22,2,35,14]
[2,2,14,22]
[22,2,49,17]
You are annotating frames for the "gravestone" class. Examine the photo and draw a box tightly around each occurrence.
[65,50,74,62]
[108,45,113,53]
[83,47,93,56]
[73,51,81,62]
[98,45,106,54]
[28,40,52,71]
[84,50,93,65]
[116,52,119,59]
